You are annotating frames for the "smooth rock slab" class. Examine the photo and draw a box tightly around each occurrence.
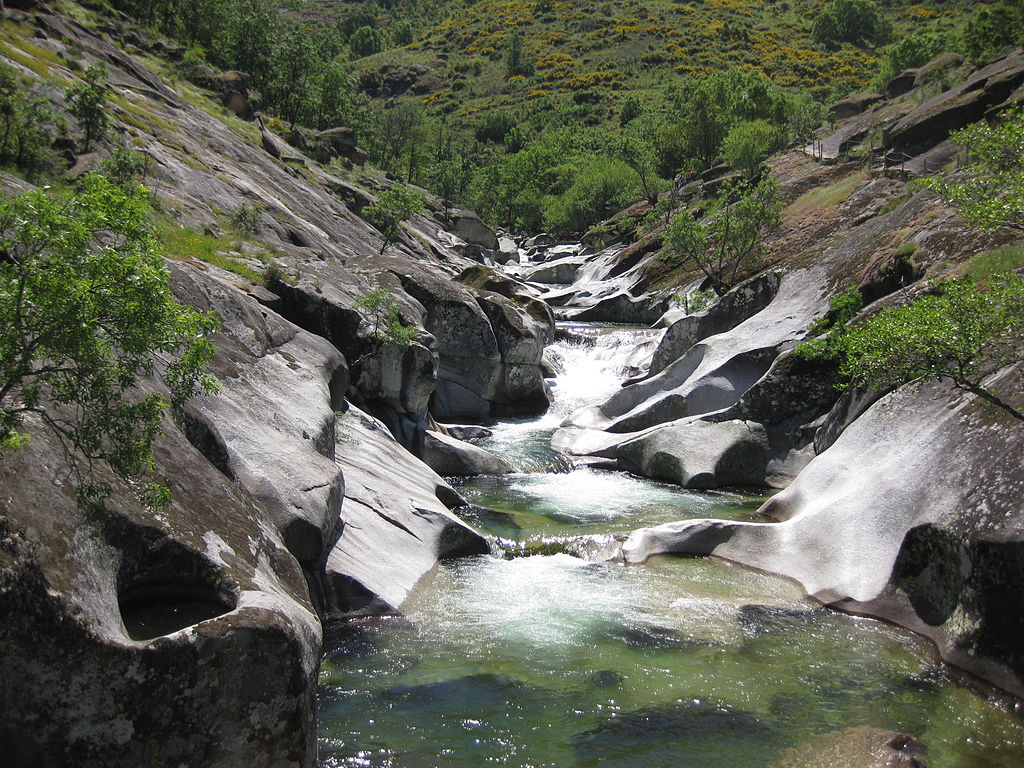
[327,406,489,616]
[422,430,514,476]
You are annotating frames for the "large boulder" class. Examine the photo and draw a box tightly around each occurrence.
[0,412,322,766]
[170,263,347,607]
[648,271,782,377]
[623,372,1024,698]
[451,209,499,250]
[883,49,1024,155]
[617,417,771,489]
[421,429,514,476]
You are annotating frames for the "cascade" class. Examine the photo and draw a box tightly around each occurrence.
[316,243,1024,768]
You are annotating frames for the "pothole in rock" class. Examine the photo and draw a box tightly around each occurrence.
[117,532,237,641]
[119,581,236,641]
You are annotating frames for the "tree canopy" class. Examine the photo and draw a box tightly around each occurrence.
[838,277,1024,422]
[664,175,782,296]
[0,176,219,507]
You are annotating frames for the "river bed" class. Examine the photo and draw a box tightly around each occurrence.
[318,325,1024,767]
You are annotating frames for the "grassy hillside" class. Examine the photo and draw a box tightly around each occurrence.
[304,0,987,124]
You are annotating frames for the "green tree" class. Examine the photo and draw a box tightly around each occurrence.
[267,28,319,127]
[963,2,1024,62]
[619,94,642,126]
[542,155,640,233]
[363,183,426,252]
[356,289,418,346]
[428,156,468,222]
[350,25,385,58]
[664,175,782,295]
[871,33,945,90]
[65,61,109,153]
[505,31,533,78]
[812,0,891,48]
[922,108,1024,233]
[721,119,780,178]
[0,63,60,178]
[619,118,667,205]
[0,176,219,507]
[838,276,1024,422]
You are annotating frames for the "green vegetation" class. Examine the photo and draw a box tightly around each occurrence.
[356,289,419,346]
[839,277,1024,422]
[793,286,863,362]
[812,0,890,49]
[664,175,782,296]
[963,1,1024,62]
[871,33,946,90]
[363,184,427,252]
[65,61,109,153]
[922,108,1024,233]
[965,245,1024,282]
[0,176,218,508]
[0,61,61,179]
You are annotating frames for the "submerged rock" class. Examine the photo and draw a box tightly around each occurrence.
[772,726,928,768]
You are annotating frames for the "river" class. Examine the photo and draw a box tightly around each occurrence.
[318,324,1024,767]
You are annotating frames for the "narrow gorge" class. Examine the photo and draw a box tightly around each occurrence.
[0,3,1022,767]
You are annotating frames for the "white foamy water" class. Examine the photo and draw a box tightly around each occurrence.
[481,325,660,468]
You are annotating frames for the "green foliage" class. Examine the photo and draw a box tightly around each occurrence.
[965,245,1024,283]
[619,94,642,127]
[0,176,219,507]
[722,120,781,178]
[871,33,946,90]
[0,62,60,179]
[428,156,470,221]
[65,61,109,152]
[356,289,418,346]
[618,118,667,204]
[99,143,147,190]
[664,175,782,296]
[351,25,386,58]
[542,155,640,233]
[838,277,1024,421]
[812,0,891,49]
[474,110,518,144]
[922,108,1024,233]
[229,201,263,236]
[670,288,716,314]
[505,31,534,78]
[963,2,1024,62]
[794,286,863,362]
[363,183,426,252]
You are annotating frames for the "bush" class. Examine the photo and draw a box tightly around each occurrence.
[722,120,781,178]
[542,156,640,233]
[356,289,418,346]
[229,201,264,236]
[350,25,385,58]
[812,0,891,48]
[363,184,426,252]
[871,33,945,90]
[664,175,782,296]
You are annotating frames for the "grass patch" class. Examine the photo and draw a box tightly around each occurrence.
[878,192,912,216]
[152,214,264,283]
[786,170,868,218]
[965,245,1024,284]
[0,26,69,80]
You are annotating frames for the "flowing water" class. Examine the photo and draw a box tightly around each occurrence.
[319,325,1024,768]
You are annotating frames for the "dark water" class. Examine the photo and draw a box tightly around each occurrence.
[318,328,1024,767]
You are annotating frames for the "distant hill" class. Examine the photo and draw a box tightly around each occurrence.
[289,0,991,127]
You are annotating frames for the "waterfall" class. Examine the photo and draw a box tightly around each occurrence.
[479,325,661,469]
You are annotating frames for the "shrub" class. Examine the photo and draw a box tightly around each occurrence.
[664,175,782,296]
[812,0,891,48]
[722,120,781,178]
[356,289,418,346]
[65,61,109,152]
[350,26,385,58]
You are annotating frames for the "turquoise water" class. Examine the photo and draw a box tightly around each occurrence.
[318,327,1024,767]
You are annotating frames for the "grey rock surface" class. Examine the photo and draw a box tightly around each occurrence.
[422,429,514,476]
[327,406,488,616]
